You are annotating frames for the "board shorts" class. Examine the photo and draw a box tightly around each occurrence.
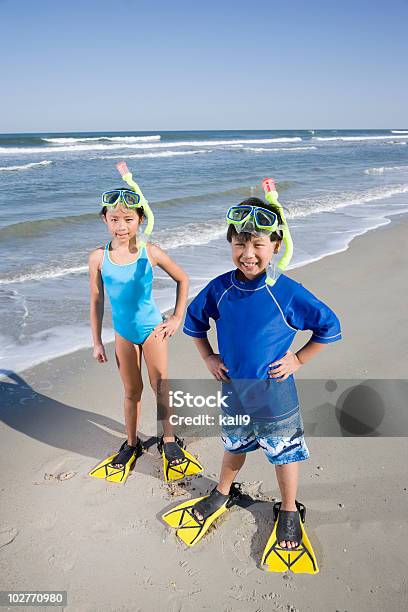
[221,412,310,465]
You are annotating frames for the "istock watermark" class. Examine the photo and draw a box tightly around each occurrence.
[168,413,251,427]
[169,389,231,409]
[156,379,408,438]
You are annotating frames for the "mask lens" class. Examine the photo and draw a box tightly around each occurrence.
[123,191,140,207]
[255,208,277,228]
[103,191,120,205]
[228,206,251,222]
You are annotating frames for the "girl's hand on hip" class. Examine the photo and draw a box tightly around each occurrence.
[154,314,182,340]
[268,350,301,381]
[93,343,107,363]
[204,354,230,381]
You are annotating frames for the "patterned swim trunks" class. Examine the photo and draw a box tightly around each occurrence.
[221,412,310,465]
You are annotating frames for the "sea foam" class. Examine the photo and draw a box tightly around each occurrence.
[0,325,114,374]
[0,137,302,155]
[0,160,53,172]
[313,135,408,142]
[42,135,161,144]
[243,146,317,153]
[365,165,408,175]
[0,265,88,285]
[98,149,212,159]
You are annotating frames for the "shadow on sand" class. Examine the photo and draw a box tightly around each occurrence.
[0,369,161,477]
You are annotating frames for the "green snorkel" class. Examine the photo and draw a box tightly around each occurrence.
[116,161,154,245]
[262,178,293,286]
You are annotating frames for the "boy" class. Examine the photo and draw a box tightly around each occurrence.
[164,181,341,571]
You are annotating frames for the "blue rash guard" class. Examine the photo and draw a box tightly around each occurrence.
[183,269,341,423]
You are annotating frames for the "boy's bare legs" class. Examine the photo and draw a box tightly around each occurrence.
[275,462,299,549]
[219,456,300,548]
[192,450,245,522]
[217,451,246,494]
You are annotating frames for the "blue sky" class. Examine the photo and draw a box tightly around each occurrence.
[1,0,407,132]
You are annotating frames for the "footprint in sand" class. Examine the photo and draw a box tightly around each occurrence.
[47,548,76,572]
[0,527,18,549]
[43,471,77,481]
[90,521,111,533]
[36,455,81,484]
[33,514,57,531]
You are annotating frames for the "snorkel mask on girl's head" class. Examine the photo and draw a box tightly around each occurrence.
[226,178,294,286]
[101,189,141,208]
[108,161,155,245]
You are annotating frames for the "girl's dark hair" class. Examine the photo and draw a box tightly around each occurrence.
[226,197,283,242]
[100,205,144,219]
[99,189,144,219]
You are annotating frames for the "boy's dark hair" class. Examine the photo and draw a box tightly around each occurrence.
[100,188,144,219]
[226,197,283,242]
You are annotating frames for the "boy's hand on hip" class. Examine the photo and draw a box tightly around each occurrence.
[204,354,230,381]
[268,350,301,381]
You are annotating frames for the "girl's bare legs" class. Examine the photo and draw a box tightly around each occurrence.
[275,462,299,548]
[142,331,173,441]
[114,332,143,446]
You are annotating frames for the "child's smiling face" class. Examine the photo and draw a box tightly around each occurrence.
[231,233,280,280]
[103,205,143,242]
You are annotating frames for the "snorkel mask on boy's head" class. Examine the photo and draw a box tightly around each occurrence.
[226,204,283,238]
[226,178,294,286]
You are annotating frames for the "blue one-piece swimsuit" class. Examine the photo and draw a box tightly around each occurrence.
[101,241,163,345]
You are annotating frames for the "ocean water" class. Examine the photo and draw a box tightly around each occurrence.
[1,129,408,372]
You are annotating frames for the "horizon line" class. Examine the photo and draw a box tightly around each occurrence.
[1,127,406,136]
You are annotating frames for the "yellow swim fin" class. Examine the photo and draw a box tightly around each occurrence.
[261,501,319,574]
[89,439,143,484]
[158,436,204,482]
[162,483,241,547]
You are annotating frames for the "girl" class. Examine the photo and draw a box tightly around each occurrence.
[88,170,193,482]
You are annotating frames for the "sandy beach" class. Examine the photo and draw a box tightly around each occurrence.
[1,216,407,612]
